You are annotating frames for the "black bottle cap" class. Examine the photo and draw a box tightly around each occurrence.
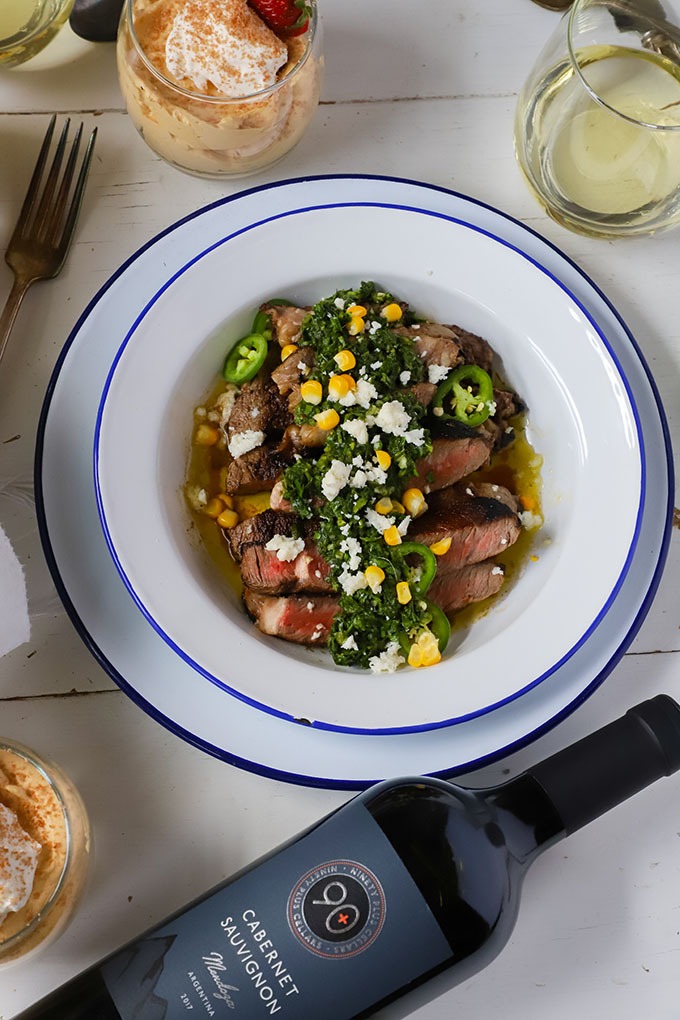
[531,695,680,836]
[70,0,124,42]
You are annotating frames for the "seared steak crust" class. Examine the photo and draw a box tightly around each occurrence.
[223,444,293,495]
[227,378,292,438]
[226,508,303,562]
[410,496,521,573]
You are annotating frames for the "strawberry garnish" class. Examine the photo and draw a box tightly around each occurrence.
[249,0,311,37]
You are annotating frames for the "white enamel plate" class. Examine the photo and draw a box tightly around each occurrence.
[93,202,642,733]
[36,177,671,786]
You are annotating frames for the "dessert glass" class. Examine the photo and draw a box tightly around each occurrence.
[0,739,90,966]
[116,0,324,179]
[0,0,74,67]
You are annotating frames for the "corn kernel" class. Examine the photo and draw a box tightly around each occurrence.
[402,487,427,517]
[281,343,298,361]
[382,303,403,322]
[375,450,392,470]
[374,497,394,515]
[429,537,452,556]
[217,508,239,529]
[364,565,385,593]
[314,408,340,431]
[408,630,442,668]
[327,374,356,400]
[390,500,405,515]
[204,498,225,519]
[334,349,356,371]
[408,643,424,668]
[521,494,537,511]
[194,424,220,446]
[216,493,235,509]
[383,525,402,546]
[396,581,412,605]
[347,304,367,318]
[300,380,323,405]
[348,316,365,336]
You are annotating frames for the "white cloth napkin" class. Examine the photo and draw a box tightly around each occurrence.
[0,519,30,657]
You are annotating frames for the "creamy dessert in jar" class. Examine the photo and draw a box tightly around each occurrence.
[116,0,323,178]
[0,740,90,965]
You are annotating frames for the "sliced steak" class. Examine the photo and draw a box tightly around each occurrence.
[428,561,505,614]
[428,481,521,515]
[225,508,302,562]
[395,321,460,368]
[280,422,328,450]
[244,590,340,645]
[227,378,292,438]
[409,381,437,407]
[410,436,492,493]
[239,542,333,594]
[447,325,494,372]
[223,443,293,495]
[271,345,315,400]
[410,496,521,572]
[262,304,309,347]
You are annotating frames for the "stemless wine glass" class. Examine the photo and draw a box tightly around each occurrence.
[0,0,74,67]
[515,0,680,237]
[116,0,324,179]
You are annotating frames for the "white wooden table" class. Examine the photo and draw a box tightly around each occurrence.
[1,2,679,1016]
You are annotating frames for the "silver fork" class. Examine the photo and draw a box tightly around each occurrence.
[0,115,97,368]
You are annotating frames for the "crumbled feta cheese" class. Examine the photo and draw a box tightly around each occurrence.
[399,370,412,385]
[486,400,497,416]
[519,510,543,531]
[373,400,411,436]
[339,378,378,409]
[370,361,383,371]
[211,385,238,428]
[491,566,504,576]
[265,534,305,562]
[366,508,394,534]
[297,361,309,376]
[397,515,411,536]
[341,418,369,445]
[428,364,450,385]
[339,536,362,572]
[334,297,346,309]
[402,427,426,448]
[250,407,261,418]
[228,429,265,458]
[321,460,352,501]
[341,635,359,651]
[350,470,368,489]
[369,641,405,674]
[368,321,382,335]
[338,568,368,595]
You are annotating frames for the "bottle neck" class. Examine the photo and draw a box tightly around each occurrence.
[528,695,680,836]
[483,695,680,859]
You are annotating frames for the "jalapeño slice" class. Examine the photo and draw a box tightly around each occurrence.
[223,333,268,384]
[433,364,494,427]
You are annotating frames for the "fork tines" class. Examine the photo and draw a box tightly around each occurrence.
[14,114,97,253]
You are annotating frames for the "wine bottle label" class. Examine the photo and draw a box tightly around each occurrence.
[101,799,451,1018]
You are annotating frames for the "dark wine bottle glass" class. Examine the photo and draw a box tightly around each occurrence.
[15,695,680,1020]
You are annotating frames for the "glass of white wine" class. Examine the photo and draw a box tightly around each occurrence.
[0,0,74,68]
[515,0,680,237]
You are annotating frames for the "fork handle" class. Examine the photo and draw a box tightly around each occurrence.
[0,277,32,369]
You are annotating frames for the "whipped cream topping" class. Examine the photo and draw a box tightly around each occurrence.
[0,802,42,927]
[165,0,288,97]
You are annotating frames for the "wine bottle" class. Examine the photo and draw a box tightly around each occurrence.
[16,695,680,1020]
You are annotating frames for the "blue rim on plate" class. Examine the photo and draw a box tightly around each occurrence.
[34,175,674,788]
[91,200,646,735]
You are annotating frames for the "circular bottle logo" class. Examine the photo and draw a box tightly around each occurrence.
[287,860,386,958]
